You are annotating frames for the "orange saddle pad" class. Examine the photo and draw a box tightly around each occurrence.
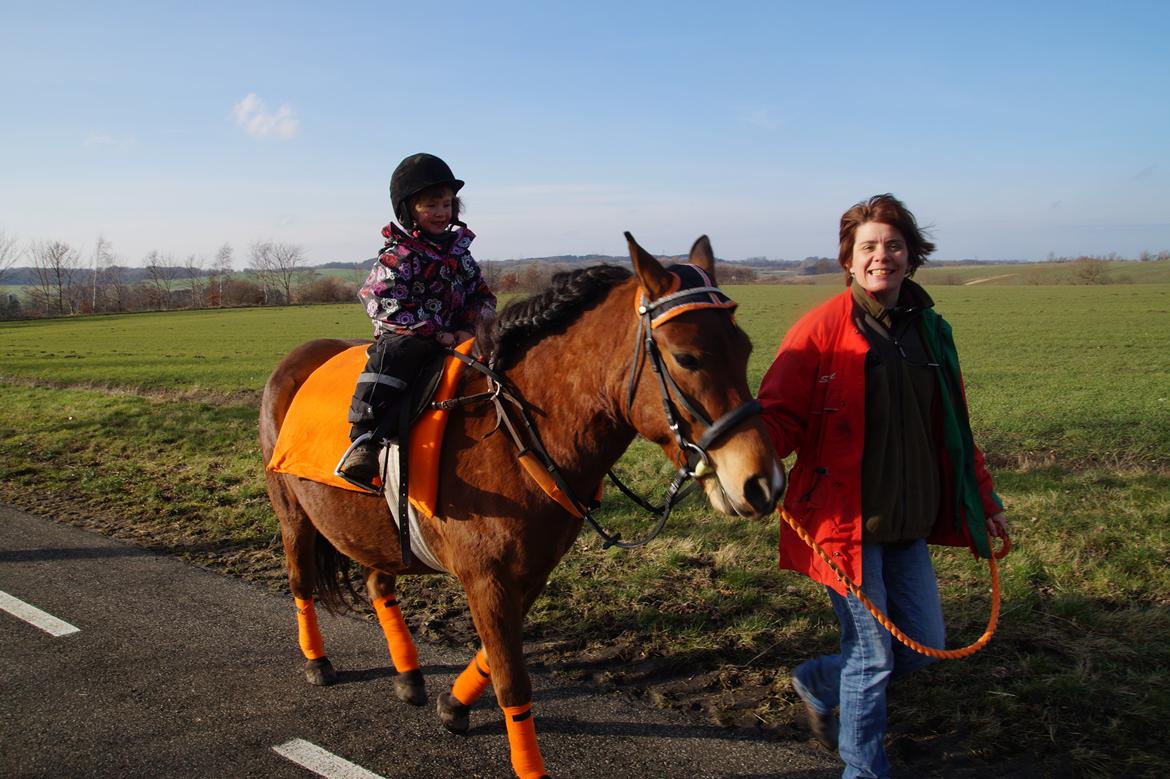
[267,340,474,518]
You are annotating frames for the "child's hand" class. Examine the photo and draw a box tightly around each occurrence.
[454,330,474,344]
[437,332,456,347]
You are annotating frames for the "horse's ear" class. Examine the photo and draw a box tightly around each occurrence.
[688,235,716,284]
[625,231,673,300]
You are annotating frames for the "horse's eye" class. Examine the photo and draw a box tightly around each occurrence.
[673,352,701,371]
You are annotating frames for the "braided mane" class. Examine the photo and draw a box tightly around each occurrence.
[477,264,632,369]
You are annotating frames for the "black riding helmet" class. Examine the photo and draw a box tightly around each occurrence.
[390,153,464,228]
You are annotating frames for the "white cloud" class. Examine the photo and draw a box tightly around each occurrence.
[83,133,136,150]
[739,107,784,131]
[231,93,299,140]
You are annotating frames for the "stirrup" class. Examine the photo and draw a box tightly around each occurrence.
[334,432,384,494]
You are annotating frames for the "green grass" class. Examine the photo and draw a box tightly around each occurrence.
[6,284,1165,469]
[2,283,1169,776]
[0,305,370,392]
[732,284,1170,467]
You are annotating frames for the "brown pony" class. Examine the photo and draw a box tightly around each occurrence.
[259,234,783,779]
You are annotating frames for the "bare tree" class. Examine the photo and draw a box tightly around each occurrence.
[183,254,206,309]
[0,228,22,286]
[248,240,276,305]
[101,263,131,313]
[210,243,234,307]
[30,240,81,316]
[144,250,182,309]
[249,240,306,305]
[87,235,116,313]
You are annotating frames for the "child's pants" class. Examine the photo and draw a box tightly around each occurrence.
[348,333,437,442]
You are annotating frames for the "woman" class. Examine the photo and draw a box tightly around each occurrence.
[757,194,1008,778]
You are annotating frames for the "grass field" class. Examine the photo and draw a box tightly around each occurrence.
[2,282,1169,777]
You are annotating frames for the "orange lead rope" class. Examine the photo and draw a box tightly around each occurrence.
[779,508,1012,659]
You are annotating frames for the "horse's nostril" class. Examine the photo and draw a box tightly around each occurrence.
[743,474,776,515]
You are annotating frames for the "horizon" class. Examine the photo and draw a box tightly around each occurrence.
[2,2,1168,267]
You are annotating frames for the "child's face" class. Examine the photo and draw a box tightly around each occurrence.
[412,189,454,235]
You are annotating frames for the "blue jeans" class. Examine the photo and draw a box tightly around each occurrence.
[792,540,945,779]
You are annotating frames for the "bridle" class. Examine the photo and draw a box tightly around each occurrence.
[439,264,777,549]
[626,268,764,484]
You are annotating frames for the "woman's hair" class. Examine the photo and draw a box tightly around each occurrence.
[403,184,463,230]
[837,193,936,283]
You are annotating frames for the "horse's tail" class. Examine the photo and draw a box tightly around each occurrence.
[312,530,363,615]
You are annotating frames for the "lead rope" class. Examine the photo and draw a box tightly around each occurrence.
[779,507,1012,659]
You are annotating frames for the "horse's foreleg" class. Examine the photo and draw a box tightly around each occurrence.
[461,575,548,779]
[438,647,491,733]
[272,474,336,686]
[366,570,425,705]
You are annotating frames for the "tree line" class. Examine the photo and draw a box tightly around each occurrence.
[0,230,761,321]
[0,231,360,320]
[5,226,1163,321]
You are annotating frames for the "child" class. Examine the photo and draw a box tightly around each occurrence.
[337,153,496,491]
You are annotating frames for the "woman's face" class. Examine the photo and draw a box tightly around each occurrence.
[411,189,454,235]
[849,221,909,307]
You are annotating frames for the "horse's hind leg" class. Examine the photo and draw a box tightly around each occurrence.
[271,474,337,686]
[366,570,426,705]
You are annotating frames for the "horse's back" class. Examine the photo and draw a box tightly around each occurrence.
[260,338,368,463]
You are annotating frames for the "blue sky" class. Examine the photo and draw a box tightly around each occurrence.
[2,1,1168,266]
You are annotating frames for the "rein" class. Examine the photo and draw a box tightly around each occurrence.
[437,272,764,549]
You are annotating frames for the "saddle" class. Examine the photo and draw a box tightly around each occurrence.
[267,340,475,522]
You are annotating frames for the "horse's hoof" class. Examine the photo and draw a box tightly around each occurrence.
[437,691,470,734]
[304,657,337,686]
[393,668,427,706]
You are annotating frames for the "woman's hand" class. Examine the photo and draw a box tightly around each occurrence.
[986,511,1009,538]
[453,329,474,344]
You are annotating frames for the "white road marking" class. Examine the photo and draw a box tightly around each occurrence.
[0,589,80,637]
[272,739,386,779]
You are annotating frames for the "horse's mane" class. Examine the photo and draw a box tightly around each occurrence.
[477,264,632,369]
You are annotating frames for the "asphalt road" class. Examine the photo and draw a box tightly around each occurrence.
[0,504,839,779]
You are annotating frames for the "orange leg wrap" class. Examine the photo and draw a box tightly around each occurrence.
[294,597,326,660]
[372,594,419,673]
[451,648,492,706]
[502,702,547,779]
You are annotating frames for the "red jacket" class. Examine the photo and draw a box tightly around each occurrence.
[757,288,1001,594]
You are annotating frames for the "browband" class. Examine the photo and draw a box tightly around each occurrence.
[638,263,737,329]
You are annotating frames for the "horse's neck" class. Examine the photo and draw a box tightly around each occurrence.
[505,282,639,489]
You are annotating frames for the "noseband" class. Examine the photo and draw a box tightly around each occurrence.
[440,265,767,550]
